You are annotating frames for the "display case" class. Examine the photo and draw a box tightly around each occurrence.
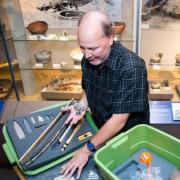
[6,0,180,102]
[0,3,20,100]
[140,1,180,101]
[0,0,141,101]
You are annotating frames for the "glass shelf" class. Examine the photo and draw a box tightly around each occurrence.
[1,0,142,101]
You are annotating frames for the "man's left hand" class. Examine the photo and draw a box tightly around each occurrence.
[60,145,91,179]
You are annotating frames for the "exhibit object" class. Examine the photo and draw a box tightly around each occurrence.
[34,50,52,64]
[41,77,82,100]
[149,52,163,65]
[175,53,180,66]
[112,22,126,36]
[149,80,174,100]
[0,79,12,99]
[27,21,48,35]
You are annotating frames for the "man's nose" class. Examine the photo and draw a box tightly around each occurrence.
[84,49,92,59]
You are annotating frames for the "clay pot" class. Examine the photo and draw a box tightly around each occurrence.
[151,82,161,89]
[175,53,180,63]
[34,50,52,64]
[70,48,83,63]
[27,21,48,34]
[112,22,126,35]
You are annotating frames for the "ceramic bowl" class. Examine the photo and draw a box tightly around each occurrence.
[34,50,52,64]
[27,21,48,34]
[150,56,161,63]
[151,82,161,89]
[175,53,180,63]
[70,48,83,63]
[112,22,126,35]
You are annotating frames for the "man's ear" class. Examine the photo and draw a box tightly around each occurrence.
[108,34,114,46]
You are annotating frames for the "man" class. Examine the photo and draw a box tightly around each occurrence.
[60,11,149,179]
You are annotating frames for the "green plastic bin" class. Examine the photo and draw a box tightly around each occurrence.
[94,124,180,180]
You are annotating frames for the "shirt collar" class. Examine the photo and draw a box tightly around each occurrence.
[103,41,121,70]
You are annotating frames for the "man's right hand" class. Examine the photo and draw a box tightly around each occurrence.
[61,104,86,125]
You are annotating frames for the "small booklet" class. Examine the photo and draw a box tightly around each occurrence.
[171,103,180,121]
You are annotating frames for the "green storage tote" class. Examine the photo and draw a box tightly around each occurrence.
[94,124,180,180]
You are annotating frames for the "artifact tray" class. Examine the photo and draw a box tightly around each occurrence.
[3,104,98,174]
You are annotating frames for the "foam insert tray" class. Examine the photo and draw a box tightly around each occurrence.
[6,106,97,171]
[26,157,103,180]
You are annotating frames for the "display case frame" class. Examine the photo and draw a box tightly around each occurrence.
[0,0,141,101]
[3,0,178,101]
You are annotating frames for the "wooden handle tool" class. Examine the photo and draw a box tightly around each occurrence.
[19,99,73,163]
[58,123,73,144]
[25,121,67,167]
[61,119,83,151]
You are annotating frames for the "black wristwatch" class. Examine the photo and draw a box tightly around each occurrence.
[86,140,96,153]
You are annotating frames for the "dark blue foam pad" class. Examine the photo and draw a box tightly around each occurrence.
[6,106,97,171]
[26,157,103,180]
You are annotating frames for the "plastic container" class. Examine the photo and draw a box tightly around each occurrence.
[94,125,180,180]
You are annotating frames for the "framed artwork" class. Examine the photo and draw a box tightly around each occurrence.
[20,0,122,28]
[142,0,180,30]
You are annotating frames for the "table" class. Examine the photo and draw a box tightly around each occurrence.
[150,101,180,138]
[1,100,179,179]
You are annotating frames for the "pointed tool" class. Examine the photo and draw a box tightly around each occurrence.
[58,123,73,144]
[24,121,68,167]
[23,119,32,133]
[19,99,74,164]
[61,119,83,151]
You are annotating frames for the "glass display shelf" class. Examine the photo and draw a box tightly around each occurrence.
[0,0,143,101]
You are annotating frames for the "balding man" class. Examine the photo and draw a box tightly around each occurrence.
[60,11,149,179]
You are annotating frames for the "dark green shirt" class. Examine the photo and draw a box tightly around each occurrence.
[82,41,149,131]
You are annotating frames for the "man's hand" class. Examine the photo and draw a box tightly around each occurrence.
[61,103,87,125]
[60,145,91,179]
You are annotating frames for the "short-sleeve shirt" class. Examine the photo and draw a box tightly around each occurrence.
[82,41,149,131]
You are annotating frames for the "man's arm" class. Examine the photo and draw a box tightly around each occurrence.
[78,90,89,110]
[90,113,129,150]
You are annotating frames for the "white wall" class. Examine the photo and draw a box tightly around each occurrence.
[140,29,180,66]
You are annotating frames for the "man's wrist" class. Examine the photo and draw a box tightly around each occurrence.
[82,144,93,156]
[86,140,96,154]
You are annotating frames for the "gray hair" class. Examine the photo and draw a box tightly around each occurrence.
[78,11,113,37]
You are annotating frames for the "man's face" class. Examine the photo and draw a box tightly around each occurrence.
[78,27,113,66]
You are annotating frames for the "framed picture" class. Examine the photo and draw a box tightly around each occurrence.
[142,0,180,30]
[20,0,123,28]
